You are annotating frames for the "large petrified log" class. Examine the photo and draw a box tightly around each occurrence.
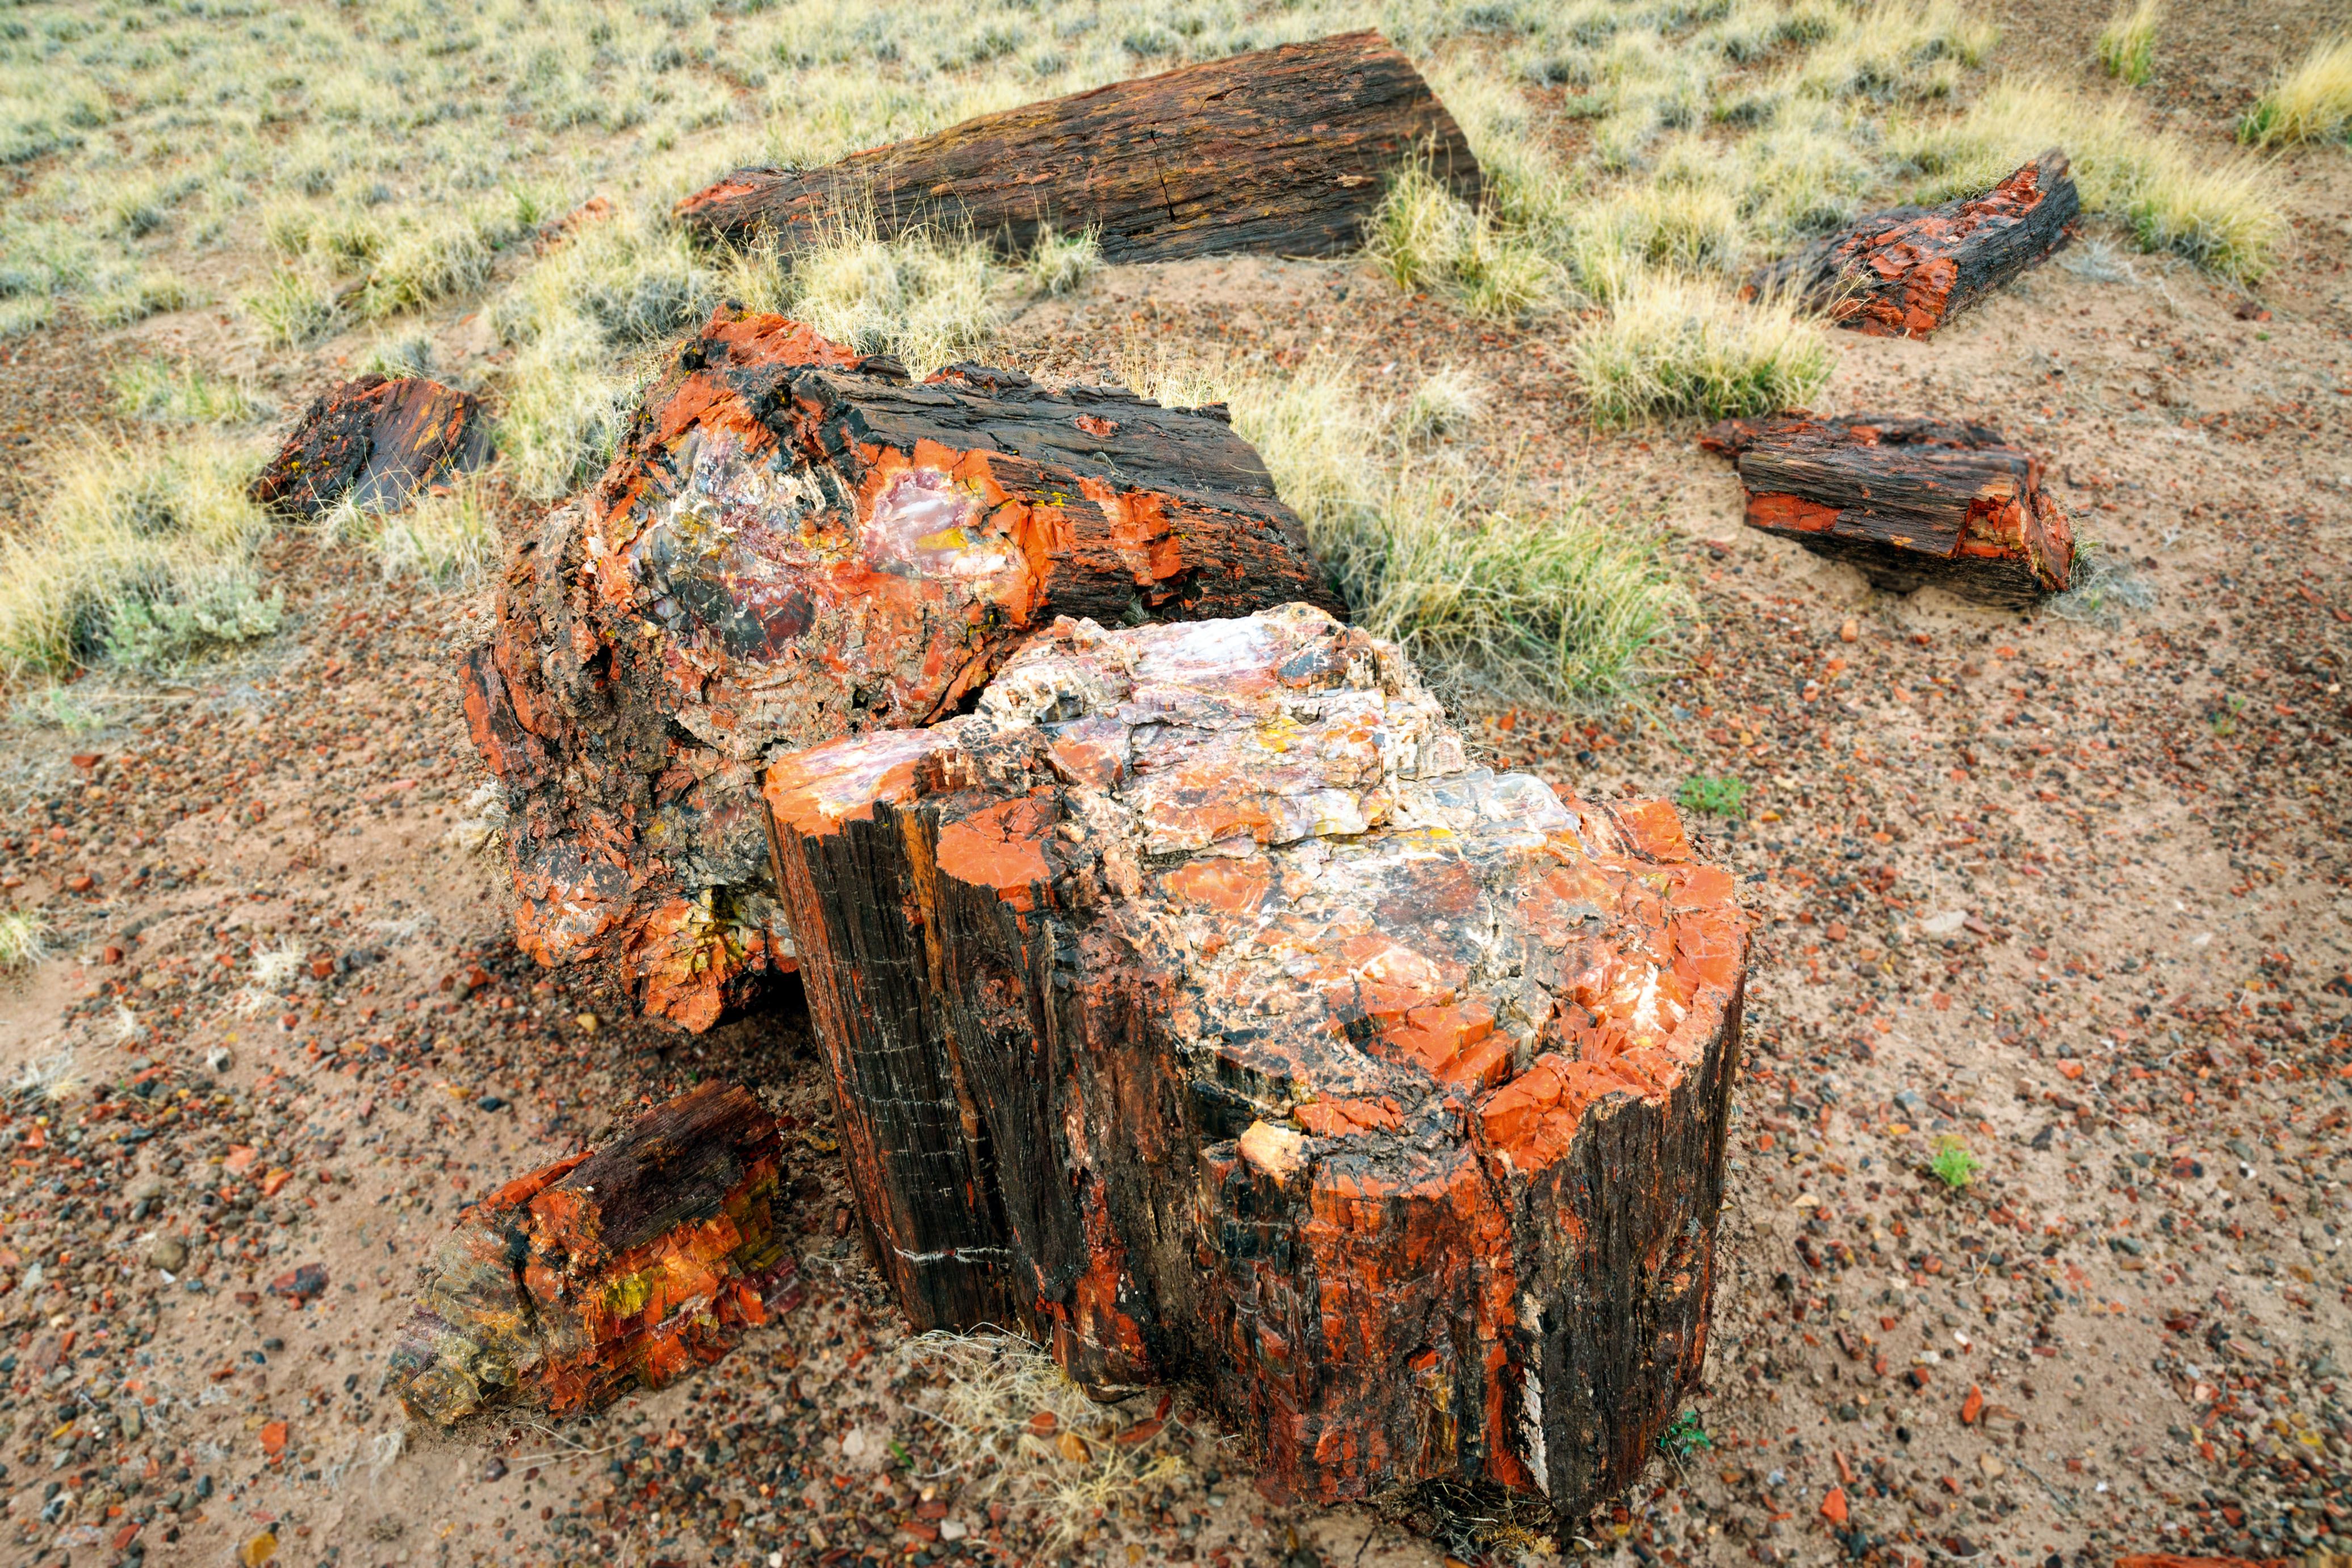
[675,32,1480,263]
[249,375,489,518]
[460,308,1342,1030]
[388,1081,797,1423]
[1747,150,2079,339]
[1701,412,2073,606]
[764,605,1748,1510]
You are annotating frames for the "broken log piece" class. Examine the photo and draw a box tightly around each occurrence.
[249,375,489,518]
[764,605,1748,1511]
[460,308,1341,1032]
[388,1081,796,1424]
[1747,150,2078,339]
[676,31,1480,263]
[1700,412,2073,606]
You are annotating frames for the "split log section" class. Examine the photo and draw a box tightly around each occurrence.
[764,606,1748,1510]
[1701,413,2073,606]
[249,375,489,519]
[1747,151,2078,339]
[676,32,1481,262]
[459,309,1339,1031]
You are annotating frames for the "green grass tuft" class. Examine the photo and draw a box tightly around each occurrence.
[2096,0,2160,87]
[1677,774,1750,817]
[1930,1135,1982,1189]
[241,267,344,349]
[1364,163,1556,322]
[113,358,265,425]
[1023,227,1102,297]
[1571,270,1831,426]
[2240,35,2352,147]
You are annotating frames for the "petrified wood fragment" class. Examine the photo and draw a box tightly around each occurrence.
[1747,150,2078,339]
[1701,412,2073,606]
[676,32,1480,263]
[764,605,1748,1510]
[388,1081,796,1424]
[461,308,1341,1031]
[249,375,489,518]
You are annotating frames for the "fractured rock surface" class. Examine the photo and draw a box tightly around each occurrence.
[762,605,1748,1509]
[460,309,1341,1031]
[249,374,490,519]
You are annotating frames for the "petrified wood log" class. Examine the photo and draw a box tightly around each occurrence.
[460,308,1341,1031]
[1747,150,2078,339]
[1700,412,2073,606]
[675,32,1480,263]
[249,375,489,518]
[388,1081,797,1423]
[764,605,1748,1510]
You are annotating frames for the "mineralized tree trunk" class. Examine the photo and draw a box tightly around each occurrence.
[249,375,489,519]
[1746,150,2078,339]
[459,309,1342,1031]
[674,31,1481,263]
[763,606,1749,1512]
[388,1081,798,1423]
[1700,412,2074,606]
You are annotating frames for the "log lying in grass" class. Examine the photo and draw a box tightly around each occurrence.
[764,605,1748,1510]
[1701,413,2074,606]
[1747,150,2079,339]
[249,375,489,518]
[458,308,1342,1032]
[388,1081,797,1424]
[675,31,1480,263]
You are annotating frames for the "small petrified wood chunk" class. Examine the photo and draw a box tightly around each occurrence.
[676,31,1481,263]
[763,606,1748,1511]
[1747,150,2079,339]
[249,375,489,518]
[388,1081,796,1424]
[459,308,1341,1032]
[1701,412,2073,606]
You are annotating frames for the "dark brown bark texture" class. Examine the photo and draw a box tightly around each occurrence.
[673,32,1481,263]
[248,375,490,519]
[1700,412,2074,606]
[763,606,1750,1511]
[458,309,1341,1032]
[1746,150,2079,339]
[388,1081,798,1424]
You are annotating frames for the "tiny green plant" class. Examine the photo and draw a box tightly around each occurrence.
[1678,773,1749,818]
[2096,0,2160,87]
[1659,1409,1712,1457]
[1930,1135,1982,1189]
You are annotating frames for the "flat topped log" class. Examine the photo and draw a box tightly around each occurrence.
[459,309,1340,1032]
[675,31,1481,263]
[763,606,1748,1511]
[1747,150,2078,339]
[1702,412,2073,606]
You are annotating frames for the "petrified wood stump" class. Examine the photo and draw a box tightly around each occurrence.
[676,31,1481,263]
[459,309,1341,1031]
[763,606,1748,1509]
[389,1081,797,1423]
[1701,412,2073,606]
[249,375,489,518]
[1747,150,2078,339]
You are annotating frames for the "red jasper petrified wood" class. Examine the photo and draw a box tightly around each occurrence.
[249,374,489,519]
[1700,412,2073,607]
[762,606,1748,1511]
[459,309,1340,1032]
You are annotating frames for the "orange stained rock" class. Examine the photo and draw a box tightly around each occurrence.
[933,796,1056,910]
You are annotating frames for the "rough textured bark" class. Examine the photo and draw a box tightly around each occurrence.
[675,32,1481,263]
[1700,412,2074,606]
[1746,150,2079,339]
[460,308,1341,1032]
[388,1082,797,1424]
[249,375,489,518]
[764,606,1748,1510]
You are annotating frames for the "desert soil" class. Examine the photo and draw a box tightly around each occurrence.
[2,31,2350,1568]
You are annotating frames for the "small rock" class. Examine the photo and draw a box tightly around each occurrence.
[1977,1452,2006,1479]
[147,1235,187,1273]
[268,1264,328,1302]
[206,1046,233,1073]
[575,1012,601,1035]
[483,1455,509,1481]
[476,1095,507,1112]
[1839,618,1860,643]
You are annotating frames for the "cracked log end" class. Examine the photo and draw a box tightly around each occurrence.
[1748,150,2079,339]
[764,605,1748,1511]
[387,1082,796,1424]
[1701,412,2073,605]
[461,308,1340,1033]
[249,375,489,519]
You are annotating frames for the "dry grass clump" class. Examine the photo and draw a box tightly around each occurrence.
[1024,227,1103,297]
[323,473,505,588]
[112,359,265,426]
[2097,0,2161,88]
[1572,271,1830,427]
[0,911,49,972]
[2240,35,2352,148]
[1364,163,1556,321]
[1399,367,1485,439]
[783,218,998,371]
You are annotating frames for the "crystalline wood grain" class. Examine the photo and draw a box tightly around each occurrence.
[763,606,1748,1510]
[1747,150,2079,339]
[249,375,489,519]
[387,1081,797,1424]
[1700,412,2074,606]
[458,308,1341,1031]
[676,32,1481,264]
